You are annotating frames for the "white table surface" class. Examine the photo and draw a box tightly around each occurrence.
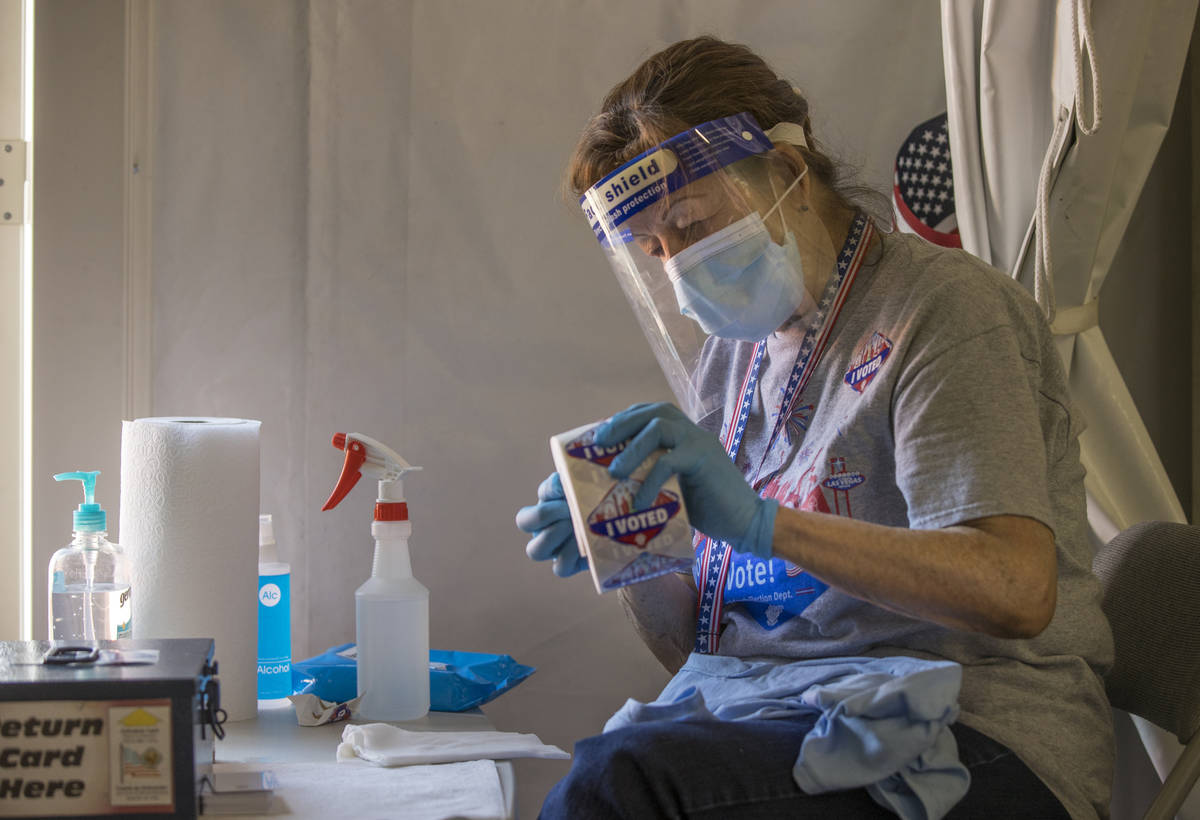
[212,700,516,818]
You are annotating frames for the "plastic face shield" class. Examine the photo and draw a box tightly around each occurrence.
[580,113,794,422]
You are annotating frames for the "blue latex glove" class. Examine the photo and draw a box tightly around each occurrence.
[594,402,778,559]
[515,472,589,577]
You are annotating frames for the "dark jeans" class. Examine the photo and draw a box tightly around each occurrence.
[539,719,1069,819]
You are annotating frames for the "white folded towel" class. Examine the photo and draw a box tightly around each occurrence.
[234,759,507,820]
[337,722,570,767]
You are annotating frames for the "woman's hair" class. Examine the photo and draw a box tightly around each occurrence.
[565,36,886,221]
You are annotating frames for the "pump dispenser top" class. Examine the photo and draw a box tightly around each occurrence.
[48,470,131,641]
[259,513,280,564]
[54,471,107,532]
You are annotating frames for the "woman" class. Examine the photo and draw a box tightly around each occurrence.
[517,36,1112,819]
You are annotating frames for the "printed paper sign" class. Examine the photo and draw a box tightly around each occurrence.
[107,704,173,808]
[0,698,173,816]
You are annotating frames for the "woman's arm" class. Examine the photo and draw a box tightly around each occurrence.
[772,509,1057,638]
[617,572,698,674]
[597,404,1059,643]
[615,509,1056,672]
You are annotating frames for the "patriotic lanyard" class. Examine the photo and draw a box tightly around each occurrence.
[694,212,874,654]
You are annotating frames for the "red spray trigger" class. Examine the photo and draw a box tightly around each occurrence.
[322,434,367,510]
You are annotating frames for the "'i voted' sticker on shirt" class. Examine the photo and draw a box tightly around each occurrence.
[844,331,893,393]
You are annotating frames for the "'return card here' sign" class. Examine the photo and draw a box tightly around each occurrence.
[0,699,174,816]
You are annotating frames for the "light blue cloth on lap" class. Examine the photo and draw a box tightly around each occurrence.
[604,653,969,820]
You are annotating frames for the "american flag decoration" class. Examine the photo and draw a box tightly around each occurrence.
[893,112,961,248]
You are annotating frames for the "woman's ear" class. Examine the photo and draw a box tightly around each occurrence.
[768,144,811,209]
[771,143,808,179]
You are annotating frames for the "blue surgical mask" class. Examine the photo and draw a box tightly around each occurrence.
[665,171,811,341]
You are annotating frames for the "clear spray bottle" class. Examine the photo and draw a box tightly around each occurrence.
[48,471,132,641]
[322,433,429,721]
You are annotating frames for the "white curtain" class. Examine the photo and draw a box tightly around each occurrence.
[942,0,1198,815]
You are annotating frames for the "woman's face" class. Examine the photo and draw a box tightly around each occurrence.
[624,172,763,264]
[622,155,799,275]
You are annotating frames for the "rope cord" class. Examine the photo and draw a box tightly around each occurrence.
[1030,0,1103,322]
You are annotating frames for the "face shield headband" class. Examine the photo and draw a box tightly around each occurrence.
[578,113,810,421]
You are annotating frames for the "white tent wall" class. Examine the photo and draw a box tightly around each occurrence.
[26,0,1193,815]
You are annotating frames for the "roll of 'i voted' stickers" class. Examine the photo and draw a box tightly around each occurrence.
[550,422,694,594]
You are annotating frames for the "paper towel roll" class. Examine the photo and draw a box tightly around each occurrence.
[120,417,262,721]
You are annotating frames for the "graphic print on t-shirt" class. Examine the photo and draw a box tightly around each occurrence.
[716,551,827,630]
[774,402,813,447]
[821,455,866,517]
[762,454,864,522]
[715,452,874,629]
[844,331,893,393]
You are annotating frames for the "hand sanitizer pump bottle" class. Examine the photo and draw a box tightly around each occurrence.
[257,513,292,700]
[48,471,132,641]
[323,433,429,721]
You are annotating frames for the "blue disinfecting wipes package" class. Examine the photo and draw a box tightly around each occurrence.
[291,643,535,712]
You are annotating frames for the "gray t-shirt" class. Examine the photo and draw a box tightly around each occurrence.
[694,230,1114,819]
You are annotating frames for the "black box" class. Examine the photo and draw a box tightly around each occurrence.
[0,639,219,819]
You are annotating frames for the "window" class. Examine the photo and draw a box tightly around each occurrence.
[0,0,33,639]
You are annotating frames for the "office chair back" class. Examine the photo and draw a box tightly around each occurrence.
[1094,520,1200,819]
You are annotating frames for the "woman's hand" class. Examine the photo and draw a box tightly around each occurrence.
[594,402,778,558]
[515,472,588,577]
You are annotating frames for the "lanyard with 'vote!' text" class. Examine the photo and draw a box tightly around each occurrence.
[693,212,874,654]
